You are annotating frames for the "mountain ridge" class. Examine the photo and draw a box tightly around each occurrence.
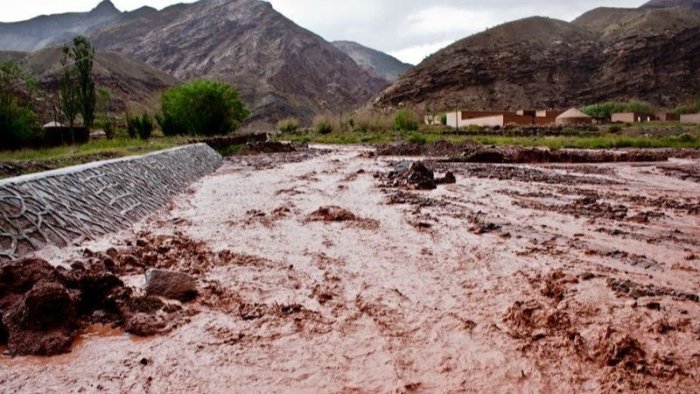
[373,8,700,112]
[332,41,412,83]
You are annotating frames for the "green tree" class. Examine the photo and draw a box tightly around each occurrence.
[159,80,250,136]
[68,36,96,130]
[0,61,39,150]
[60,48,80,144]
[97,88,115,139]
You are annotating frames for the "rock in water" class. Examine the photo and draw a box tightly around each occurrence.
[145,269,198,302]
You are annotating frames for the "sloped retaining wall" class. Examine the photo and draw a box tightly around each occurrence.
[0,144,223,261]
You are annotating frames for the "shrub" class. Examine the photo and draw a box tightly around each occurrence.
[407,132,427,144]
[440,113,448,125]
[394,109,419,131]
[608,125,622,133]
[127,113,154,140]
[316,119,333,135]
[0,97,39,150]
[160,79,250,136]
[277,118,299,133]
[582,100,656,119]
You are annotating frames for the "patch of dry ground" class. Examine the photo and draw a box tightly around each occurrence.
[1,145,699,392]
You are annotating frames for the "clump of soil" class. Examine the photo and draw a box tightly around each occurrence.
[189,133,267,151]
[463,164,617,185]
[0,254,195,356]
[88,231,228,276]
[607,279,699,302]
[376,141,477,157]
[305,206,380,230]
[515,195,629,221]
[384,161,456,190]
[306,206,357,222]
[244,141,298,154]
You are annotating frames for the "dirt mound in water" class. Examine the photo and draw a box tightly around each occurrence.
[0,255,193,356]
[244,141,298,154]
[307,206,357,222]
[376,141,477,157]
[384,161,456,190]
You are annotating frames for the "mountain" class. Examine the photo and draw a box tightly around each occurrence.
[6,48,178,118]
[88,0,386,123]
[333,41,412,82]
[373,9,700,112]
[641,0,700,9]
[0,1,121,52]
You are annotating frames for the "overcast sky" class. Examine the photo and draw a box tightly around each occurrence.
[2,0,647,64]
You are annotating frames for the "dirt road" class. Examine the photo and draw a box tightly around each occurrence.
[2,145,699,393]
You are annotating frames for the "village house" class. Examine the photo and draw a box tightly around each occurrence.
[612,112,655,123]
[555,108,592,126]
[680,113,700,124]
[445,109,565,128]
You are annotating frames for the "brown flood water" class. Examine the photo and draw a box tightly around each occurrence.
[1,145,699,393]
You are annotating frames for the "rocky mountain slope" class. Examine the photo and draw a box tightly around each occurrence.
[0,1,156,52]
[0,0,385,123]
[641,0,700,9]
[4,48,178,118]
[333,41,412,82]
[373,8,700,112]
[88,0,386,123]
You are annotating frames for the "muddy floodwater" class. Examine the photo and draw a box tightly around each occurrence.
[1,145,699,392]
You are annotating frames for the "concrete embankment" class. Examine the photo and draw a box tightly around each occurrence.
[0,144,222,260]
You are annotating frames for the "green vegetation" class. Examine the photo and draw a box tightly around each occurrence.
[275,126,700,150]
[674,95,700,115]
[127,113,155,140]
[582,100,656,119]
[69,36,97,130]
[394,109,420,131]
[0,61,40,150]
[313,116,334,135]
[0,136,187,162]
[276,118,299,133]
[159,79,250,136]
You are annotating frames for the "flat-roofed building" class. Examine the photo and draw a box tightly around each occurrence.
[612,112,655,123]
[680,113,700,124]
[656,112,680,121]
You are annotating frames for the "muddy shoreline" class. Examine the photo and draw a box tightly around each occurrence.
[1,144,699,392]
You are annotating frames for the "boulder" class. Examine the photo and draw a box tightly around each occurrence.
[145,269,198,302]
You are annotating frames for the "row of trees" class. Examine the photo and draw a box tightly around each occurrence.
[2,36,251,150]
[1,36,97,149]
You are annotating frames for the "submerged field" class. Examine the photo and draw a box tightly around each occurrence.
[1,144,698,392]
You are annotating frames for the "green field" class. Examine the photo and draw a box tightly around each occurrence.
[274,124,700,150]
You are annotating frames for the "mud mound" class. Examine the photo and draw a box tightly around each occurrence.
[607,279,699,302]
[464,164,617,185]
[4,281,77,356]
[88,232,227,276]
[189,133,268,151]
[384,161,456,190]
[0,255,191,356]
[515,195,629,220]
[376,141,477,157]
[244,141,298,155]
[307,206,357,222]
